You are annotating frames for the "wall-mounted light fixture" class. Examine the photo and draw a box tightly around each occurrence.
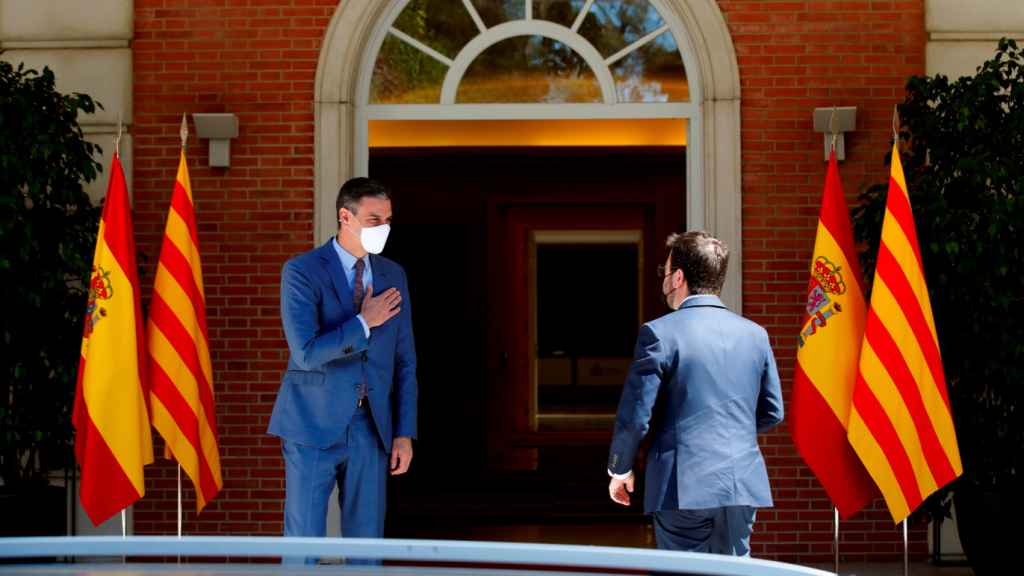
[191,113,239,168]
[812,106,856,161]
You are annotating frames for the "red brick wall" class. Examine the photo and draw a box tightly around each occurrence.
[718,0,929,562]
[132,0,338,537]
[131,0,929,564]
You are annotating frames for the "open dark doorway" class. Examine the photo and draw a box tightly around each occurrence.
[370,146,684,543]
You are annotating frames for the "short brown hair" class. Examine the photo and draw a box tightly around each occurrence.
[666,230,729,295]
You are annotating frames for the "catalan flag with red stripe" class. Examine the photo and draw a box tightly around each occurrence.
[146,148,222,511]
[847,143,962,523]
[792,149,878,519]
[74,152,154,525]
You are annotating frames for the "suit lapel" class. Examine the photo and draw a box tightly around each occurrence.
[368,254,394,295]
[319,239,355,315]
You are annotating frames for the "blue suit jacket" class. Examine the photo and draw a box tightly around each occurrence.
[268,240,417,450]
[608,295,783,514]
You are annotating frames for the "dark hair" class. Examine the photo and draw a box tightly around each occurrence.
[666,230,729,295]
[336,177,390,218]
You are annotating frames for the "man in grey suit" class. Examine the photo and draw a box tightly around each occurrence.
[607,230,783,556]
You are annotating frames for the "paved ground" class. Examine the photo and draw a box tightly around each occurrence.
[809,562,973,575]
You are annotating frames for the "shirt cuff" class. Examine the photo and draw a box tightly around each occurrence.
[608,469,633,480]
[356,314,370,338]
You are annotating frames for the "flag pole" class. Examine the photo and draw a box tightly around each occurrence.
[176,463,182,566]
[833,507,840,575]
[828,109,841,576]
[176,114,188,545]
[115,113,123,159]
[116,115,127,546]
[177,464,183,539]
[892,104,900,143]
[180,113,189,152]
[902,520,909,576]
[829,105,839,153]
[121,509,127,565]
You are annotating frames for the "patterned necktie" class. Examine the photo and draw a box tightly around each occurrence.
[353,258,365,310]
[353,257,368,405]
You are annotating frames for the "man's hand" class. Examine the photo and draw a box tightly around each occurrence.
[361,284,401,328]
[609,472,634,506]
[390,436,413,475]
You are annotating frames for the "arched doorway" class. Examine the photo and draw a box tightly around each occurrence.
[314,0,742,541]
[315,0,742,308]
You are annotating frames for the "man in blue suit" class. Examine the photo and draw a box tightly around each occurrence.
[607,230,783,556]
[269,178,417,556]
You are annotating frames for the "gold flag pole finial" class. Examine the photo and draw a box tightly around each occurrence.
[114,113,123,158]
[180,113,189,149]
[829,105,839,152]
[892,104,900,143]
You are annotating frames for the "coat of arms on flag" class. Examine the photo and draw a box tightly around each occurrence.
[83,265,114,339]
[799,256,848,347]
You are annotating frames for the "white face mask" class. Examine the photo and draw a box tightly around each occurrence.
[359,223,390,254]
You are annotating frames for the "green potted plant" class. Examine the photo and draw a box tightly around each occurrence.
[0,58,103,535]
[853,39,1023,575]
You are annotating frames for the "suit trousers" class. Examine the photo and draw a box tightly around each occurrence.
[653,506,757,556]
[281,406,387,565]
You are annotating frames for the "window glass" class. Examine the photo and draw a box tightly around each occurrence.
[457,36,602,103]
[610,30,688,102]
[370,33,449,104]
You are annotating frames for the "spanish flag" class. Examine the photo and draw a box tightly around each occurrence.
[792,149,878,519]
[145,148,223,511]
[73,152,154,525]
[847,143,962,523]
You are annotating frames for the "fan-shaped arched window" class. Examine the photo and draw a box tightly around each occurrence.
[318,0,744,311]
[369,0,689,105]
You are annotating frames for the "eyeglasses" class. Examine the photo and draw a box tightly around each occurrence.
[657,264,672,278]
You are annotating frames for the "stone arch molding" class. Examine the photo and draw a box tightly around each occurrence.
[314,0,743,309]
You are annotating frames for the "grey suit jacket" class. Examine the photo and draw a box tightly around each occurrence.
[608,295,783,513]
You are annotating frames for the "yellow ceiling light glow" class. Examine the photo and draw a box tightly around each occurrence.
[369,119,687,148]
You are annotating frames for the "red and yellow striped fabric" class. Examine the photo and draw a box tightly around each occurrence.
[792,150,877,519]
[145,149,222,511]
[73,153,154,525]
[847,143,963,523]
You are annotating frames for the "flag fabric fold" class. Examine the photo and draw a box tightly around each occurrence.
[792,149,878,519]
[846,143,963,523]
[145,149,223,511]
[73,152,154,525]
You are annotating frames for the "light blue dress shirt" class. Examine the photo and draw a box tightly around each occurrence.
[332,238,371,337]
